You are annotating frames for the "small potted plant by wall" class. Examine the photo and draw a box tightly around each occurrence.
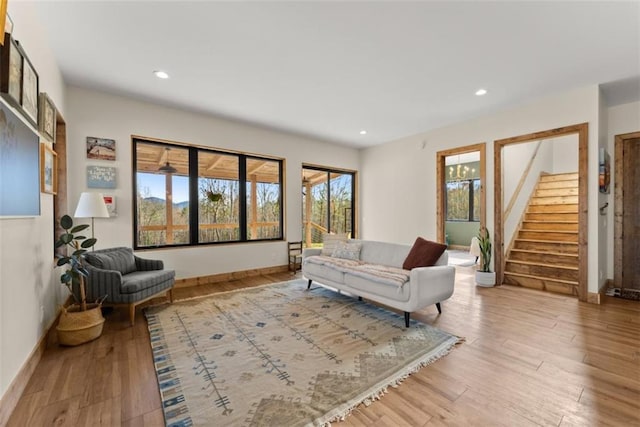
[475,227,496,287]
[54,214,105,346]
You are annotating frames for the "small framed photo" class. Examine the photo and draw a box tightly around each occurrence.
[0,33,22,109]
[40,143,58,194]
[87,165,116,189]
[20,46,39,126]
[86,136,116,161]
[39,93,57,143]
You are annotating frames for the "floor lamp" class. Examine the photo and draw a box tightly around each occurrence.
[74,192,110,246]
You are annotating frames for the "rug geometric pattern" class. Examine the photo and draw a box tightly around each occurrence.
[145,279,462,426]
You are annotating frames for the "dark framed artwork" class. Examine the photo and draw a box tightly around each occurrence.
[0,33,22,109]
[38,93,56,143]
[0,33,39,127]
[20,46,38,126]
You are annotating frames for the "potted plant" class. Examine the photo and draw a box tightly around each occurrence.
[54,214,105,346]
[206,190,223,203]
[475,227,496,287]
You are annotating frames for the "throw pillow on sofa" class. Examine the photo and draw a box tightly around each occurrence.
[402,237,447,270]
[321,233,348,256]
[331,241,362,260]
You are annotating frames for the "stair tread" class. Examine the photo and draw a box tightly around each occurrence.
[520,231,578,234]
[515,239,578,245]
[526,210,578,214]
[503,271,579,285]
[509,249,579,257]
[522,220,578,224]
[506,259,578,270]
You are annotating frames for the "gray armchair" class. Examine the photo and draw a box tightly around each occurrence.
[84,247,175,325]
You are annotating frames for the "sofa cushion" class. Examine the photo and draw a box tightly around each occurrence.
[303,259,345,284]
[321,233,349,256]
[86,248,137,275]
[344,272,411,302]
[332,241,362,260]
[402,237,447,270]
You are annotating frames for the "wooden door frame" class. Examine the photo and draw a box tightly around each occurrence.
[614,131,640,289]
[436,143,486,245]
[494,123,588,301]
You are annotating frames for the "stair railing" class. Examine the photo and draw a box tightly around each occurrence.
[504,140,543,222]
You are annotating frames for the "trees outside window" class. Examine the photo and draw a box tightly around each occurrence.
[133,139,283,249]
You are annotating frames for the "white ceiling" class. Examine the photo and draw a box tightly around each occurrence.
[27,1,640,148]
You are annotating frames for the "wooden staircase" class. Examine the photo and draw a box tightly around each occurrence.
[504,172,579,295]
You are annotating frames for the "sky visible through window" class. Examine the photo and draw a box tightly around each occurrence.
[137,173,190,203]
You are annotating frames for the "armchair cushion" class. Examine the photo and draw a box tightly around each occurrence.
[121,270,176,294]
[86,247,137,275]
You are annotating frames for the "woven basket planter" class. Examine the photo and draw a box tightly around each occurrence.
[56,303,105,346]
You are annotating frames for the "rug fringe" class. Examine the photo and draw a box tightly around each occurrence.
[319,336,464,426]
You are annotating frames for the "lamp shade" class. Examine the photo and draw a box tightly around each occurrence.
[74,192,110,218]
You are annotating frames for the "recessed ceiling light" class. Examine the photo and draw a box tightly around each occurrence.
[359,130,367,135]
[475,88,487,96]
[154,70,170,79]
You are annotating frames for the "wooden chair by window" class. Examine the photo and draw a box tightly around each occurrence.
[288,241,303,274]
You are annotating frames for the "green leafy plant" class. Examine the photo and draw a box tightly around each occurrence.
[55,214,97,311]
[477,227,492,273]
[205,190,223,203]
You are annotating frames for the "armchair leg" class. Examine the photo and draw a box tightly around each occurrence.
[307,279,312,290]
[436,302,442,314]
[129,304,136,326]
[404,312,410,328]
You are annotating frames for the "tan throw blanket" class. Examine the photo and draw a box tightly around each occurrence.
[305,255,410,288]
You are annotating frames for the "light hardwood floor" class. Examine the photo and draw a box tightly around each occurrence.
[7,266,640,426]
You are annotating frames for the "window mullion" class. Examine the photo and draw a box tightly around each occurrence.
[189,148,199,244]
[239,155,248,241]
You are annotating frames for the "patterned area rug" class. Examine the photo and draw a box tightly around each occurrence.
[145,279,462,426]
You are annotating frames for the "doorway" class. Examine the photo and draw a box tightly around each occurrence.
[494,123,588,301]
[614,131,640,290]
[436,143,486,247]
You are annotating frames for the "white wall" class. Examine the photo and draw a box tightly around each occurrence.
[360,85,602,293]
[606,101,640,281]
[65,86,360,279]
[0,3,67,400]
[503,139,553,249]
[551,134,579,173]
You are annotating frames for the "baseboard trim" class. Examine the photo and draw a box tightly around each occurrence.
[175,264,290,288]
[587,291,601,304]
[0,300,66,426]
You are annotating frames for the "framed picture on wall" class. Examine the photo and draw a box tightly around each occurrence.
[86,136,116,160]
[40,143,58,194]
[0,0,7,47]
[19,42,39,126]
[0,33,22,109]
[38,93,57,143]
[87,165,116,189]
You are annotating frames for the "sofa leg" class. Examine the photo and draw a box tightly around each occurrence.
[436,302,442,314]
[129,304,136,326]
[404,312,410,328]
[307,279,312,290]
[358,296,362,301]
[168,289,174,303]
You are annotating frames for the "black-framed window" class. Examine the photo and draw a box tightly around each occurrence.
[302,166,356,246]
[446,178,480,222]
[133,138,283,249]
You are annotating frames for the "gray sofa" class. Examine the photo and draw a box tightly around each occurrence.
[302,239,455,327]
[84,247,175,325]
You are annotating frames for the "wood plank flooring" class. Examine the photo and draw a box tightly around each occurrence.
[7,267,640,426]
